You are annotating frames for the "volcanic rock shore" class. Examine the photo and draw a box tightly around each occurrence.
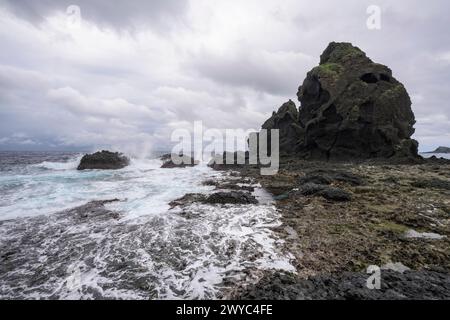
[208,42,450,299]
[219,156,450,299]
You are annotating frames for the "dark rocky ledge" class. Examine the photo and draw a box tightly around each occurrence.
[233,269,450,300]
[169,191,258,208]
[77,151,129,170]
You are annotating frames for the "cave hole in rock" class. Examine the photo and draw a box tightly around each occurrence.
[360,73,378,84]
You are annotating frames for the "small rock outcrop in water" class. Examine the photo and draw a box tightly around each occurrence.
[160,154,199,168]
[77,151,129,170]
[425,146,450,154]
[262,42,419,160]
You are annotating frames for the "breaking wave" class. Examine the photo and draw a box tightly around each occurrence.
[0,152,294,299]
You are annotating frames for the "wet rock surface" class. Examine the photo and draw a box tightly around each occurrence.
[217,155,450,299]
[160,154,199,168]
[205,191,258,205]
[235,269,450,300]
[262,42,419,161]
[77,151,129,170]
[170,191,258,207]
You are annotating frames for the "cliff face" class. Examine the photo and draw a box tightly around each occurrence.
[262,42,419,161]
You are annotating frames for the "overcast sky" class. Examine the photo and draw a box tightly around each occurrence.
[0,0,449,154]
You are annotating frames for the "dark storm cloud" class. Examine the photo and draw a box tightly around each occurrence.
[0,0,189,30]
[0,0,449,152]
[190,49,314,95]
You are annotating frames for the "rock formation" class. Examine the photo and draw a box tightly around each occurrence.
[160,153,199,168]
[77,150,129,170]
[425,146,450,154]
[262,42,419,160]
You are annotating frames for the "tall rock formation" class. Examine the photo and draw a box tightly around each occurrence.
[262,42,419,160]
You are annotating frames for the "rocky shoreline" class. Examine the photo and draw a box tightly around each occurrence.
[198,156,450,299]
[193,42,450,299]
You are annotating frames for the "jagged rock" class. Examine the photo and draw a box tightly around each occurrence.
[262,100,303,153]
[77,151,129,170]
[160,154,199,168]
[71,199,121,220]
[169,191,258,207]
[262,42,419,161]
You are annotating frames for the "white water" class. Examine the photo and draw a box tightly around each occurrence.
[0,154,295,300]
[420,153,450,159]
[0,156,218,221]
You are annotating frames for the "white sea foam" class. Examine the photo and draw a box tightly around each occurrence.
[0,154,295,299]
[31,156,84,171]
[420,153,450,160]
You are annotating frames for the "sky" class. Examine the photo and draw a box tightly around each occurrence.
[0,0,449,154]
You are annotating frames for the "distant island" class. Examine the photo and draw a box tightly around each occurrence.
[424,146,450,154]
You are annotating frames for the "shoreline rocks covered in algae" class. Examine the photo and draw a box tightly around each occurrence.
[224,157,450,299]
[209,42,450,299]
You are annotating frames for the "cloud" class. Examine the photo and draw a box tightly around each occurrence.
[190,49,314,95]
[0,0,449,153]
[0,0,189,31]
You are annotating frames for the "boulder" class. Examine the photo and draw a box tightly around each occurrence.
[77,151,129,170]
[261,42,419,161]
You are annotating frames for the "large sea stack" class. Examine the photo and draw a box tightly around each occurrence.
[262,42,419,161]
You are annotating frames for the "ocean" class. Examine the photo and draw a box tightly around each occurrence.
[0,151,294,299]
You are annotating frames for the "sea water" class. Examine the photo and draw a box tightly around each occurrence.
[0,151,294,299]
